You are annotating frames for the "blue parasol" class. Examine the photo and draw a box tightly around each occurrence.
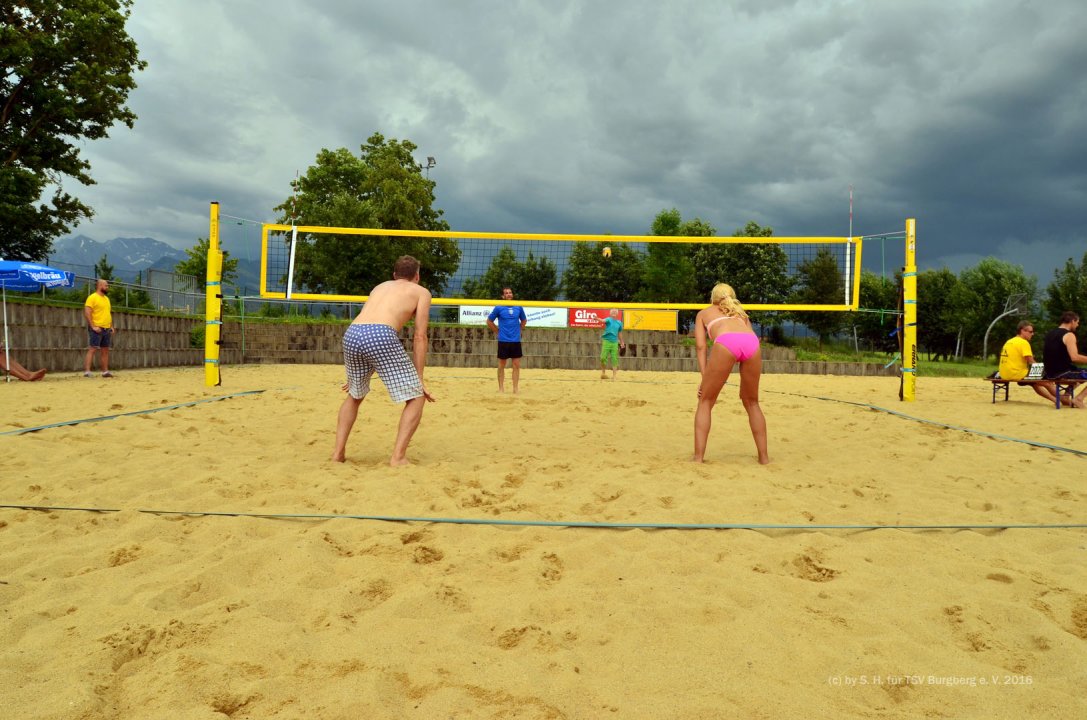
[0,260,77,382]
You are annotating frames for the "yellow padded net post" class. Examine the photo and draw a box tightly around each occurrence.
[204,202,224,387]
[901,218,917,401]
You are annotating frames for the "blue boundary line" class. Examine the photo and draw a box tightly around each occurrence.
[0,390,266,436]
[782,391,1087,457]
[1,505,1084,531]
[445,374,1087,457]
[4,376,1083,529]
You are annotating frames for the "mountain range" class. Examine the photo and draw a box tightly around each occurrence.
[48,235,261,290]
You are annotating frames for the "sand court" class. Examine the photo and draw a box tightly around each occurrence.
[2,365,1086,718]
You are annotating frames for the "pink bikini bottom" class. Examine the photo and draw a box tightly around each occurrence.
[713,333,760,362]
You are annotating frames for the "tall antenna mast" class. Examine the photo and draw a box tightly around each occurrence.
[291,169,299,226]
[849,184,854,238]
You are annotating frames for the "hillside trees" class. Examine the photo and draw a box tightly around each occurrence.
[175,237,239,285]
[462,245,559,300]
[0,1,146,260]
[915,268,961,360]
[850,271,900,353]
[273,133,459,295]
[793,248,846,345]
[638,209,699,303]
[1043,252,1087,326]
[691,221,792,334]
[955,258,1036,358]
[562,241,644,303]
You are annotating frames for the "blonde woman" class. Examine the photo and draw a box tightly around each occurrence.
[693,283,769,464]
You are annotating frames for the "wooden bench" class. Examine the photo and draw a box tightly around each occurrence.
[987,370,1087,409]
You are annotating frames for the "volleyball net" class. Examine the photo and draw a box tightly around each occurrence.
[256,223,866,312]
[206,204,917,401]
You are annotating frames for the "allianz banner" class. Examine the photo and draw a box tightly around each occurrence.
[460,306,568,327]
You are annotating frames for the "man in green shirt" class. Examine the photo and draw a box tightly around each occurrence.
[599,309,626,381]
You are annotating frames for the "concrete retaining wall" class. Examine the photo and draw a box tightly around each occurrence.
[2,302,898,377]
[3,303,201,371]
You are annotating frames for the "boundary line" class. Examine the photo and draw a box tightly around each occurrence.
[1,505,1084,532]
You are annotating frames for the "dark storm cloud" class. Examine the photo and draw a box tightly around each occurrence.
[69,0,1086,281]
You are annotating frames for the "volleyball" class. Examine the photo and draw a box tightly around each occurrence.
[602,246,612,258]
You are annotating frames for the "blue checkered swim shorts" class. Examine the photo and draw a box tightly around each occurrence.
[342,324,423,402]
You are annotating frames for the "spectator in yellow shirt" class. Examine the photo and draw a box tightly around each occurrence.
[83,278,116,378]
[998,321,1055,403]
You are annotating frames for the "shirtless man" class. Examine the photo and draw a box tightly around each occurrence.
[331,255,435,466]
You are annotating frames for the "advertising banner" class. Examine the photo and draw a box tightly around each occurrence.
[458,306,494,325]
[459,306,568,328]
[623,309,678,332]
[567,308,612,328]
[524,307,568,328]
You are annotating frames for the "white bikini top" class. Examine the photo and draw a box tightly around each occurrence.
[705,313,740,336]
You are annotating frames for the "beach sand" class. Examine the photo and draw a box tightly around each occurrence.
[2,365,1085,719]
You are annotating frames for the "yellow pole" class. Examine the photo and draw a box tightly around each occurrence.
[902,218,917,401]
[205,202,223,387]
[850,236,864,309]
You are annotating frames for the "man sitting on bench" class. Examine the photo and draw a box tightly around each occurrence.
[998,320,1057,404]
[1043,311,1087,409]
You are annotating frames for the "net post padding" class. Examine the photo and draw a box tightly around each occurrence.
[204,202,224,387]
[901,218,918,402]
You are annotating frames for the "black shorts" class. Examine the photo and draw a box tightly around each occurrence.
[88,327,113,348]
[497,341,523,360]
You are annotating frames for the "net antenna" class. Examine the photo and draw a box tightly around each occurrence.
[845,185,854,305]
[982,292,1029,361]
[285,225,299,300]
[285,170,300,300]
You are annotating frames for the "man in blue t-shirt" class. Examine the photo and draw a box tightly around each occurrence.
[600,309,626,381]
[486,287,528,393]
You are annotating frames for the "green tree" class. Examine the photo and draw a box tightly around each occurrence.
[94,254,115,282]
[562,241,644,302]
[849,271,900,353]
[273,133,460,296]
[126,270,154,310]
[175,237,239,285]
[0,1,147,261]
[793,248,845,345]
[954,258,1036,358]
[916,268,960,360]
[1043,252,1087,326]
[513,252,560,300]
[638,209,697,303]
[462,245,518,299]
[463,246,559,300]
[690,220,792,332]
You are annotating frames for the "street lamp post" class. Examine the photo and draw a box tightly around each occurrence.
[423,156,436,178]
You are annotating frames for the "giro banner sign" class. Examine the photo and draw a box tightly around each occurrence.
[567,308,612,328]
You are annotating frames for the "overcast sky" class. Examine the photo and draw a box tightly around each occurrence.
[68,0,1086,282]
